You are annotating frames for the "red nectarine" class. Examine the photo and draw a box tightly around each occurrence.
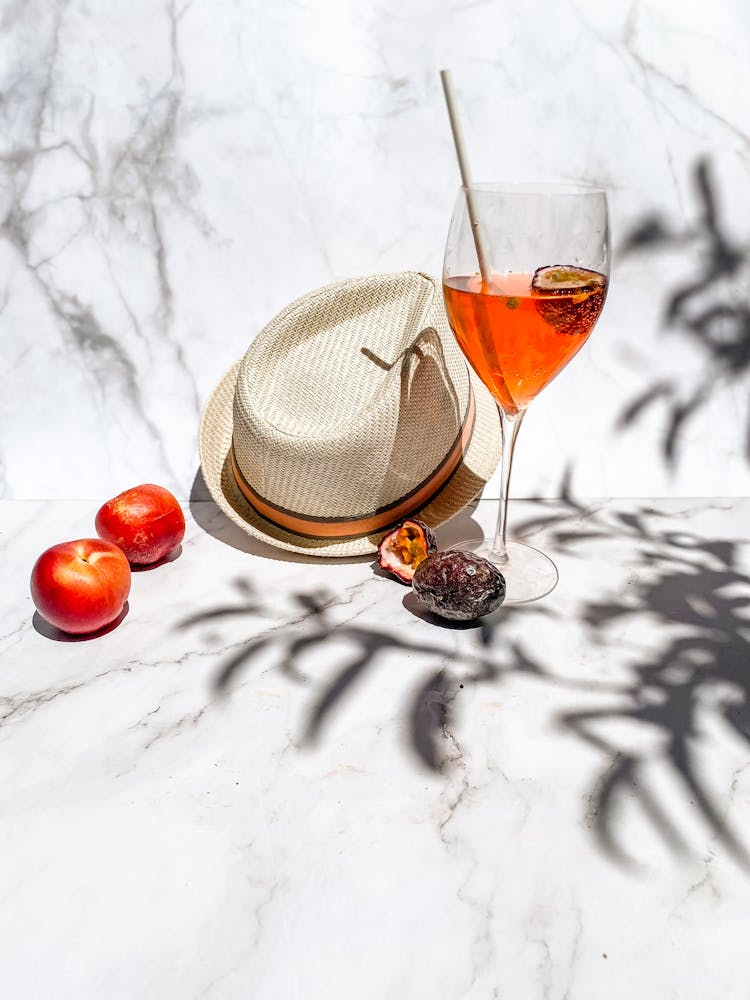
[95,484,185,565]
[31,539,131,635]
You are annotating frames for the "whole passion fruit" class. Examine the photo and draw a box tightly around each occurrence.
[412,550,506,621]
[377,518,438,584]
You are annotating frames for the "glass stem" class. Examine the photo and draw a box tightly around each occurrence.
[491,406,526,563]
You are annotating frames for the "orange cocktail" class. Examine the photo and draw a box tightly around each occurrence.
[443,267,607,415]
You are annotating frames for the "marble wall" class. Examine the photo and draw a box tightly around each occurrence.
[1,0,749,500]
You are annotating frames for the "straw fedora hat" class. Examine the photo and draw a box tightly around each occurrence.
[199,271,501,557]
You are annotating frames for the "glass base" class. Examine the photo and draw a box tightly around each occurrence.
[450,539,558,606]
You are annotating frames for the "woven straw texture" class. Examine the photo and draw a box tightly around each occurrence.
[200,271,501,557]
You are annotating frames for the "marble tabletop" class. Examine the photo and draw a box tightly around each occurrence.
[2,494,749,998]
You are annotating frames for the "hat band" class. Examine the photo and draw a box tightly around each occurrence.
[230,388,476,540]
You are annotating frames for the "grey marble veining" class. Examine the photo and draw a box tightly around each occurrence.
[2,496,750,997]
[1,0,749,500]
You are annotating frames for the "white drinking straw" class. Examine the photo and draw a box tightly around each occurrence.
[439,69,491,286]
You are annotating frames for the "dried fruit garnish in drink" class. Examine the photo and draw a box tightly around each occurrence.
[531,265,607,336]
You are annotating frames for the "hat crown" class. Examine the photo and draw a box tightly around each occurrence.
[231,272,471,526]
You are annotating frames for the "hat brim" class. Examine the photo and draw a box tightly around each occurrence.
[199,360,501,558]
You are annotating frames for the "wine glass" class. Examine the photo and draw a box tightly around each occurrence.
[442,182,610,604]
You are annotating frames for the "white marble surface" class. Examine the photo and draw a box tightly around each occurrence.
[2,496,750,998]
[1,0,750,500]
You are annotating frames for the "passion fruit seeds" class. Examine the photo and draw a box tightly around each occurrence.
[377,518,438,584]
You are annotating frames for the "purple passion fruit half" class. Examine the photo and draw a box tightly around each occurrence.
[377,518,438,584]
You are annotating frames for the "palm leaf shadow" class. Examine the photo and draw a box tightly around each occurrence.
[615,157,750,470]
[178,496,750,871]
[409,669,457,772]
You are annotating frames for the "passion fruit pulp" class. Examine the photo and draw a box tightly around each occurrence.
[377,518,438,584]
